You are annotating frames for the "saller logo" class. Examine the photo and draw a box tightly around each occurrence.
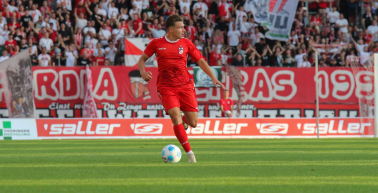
[256,123,289,134]
[131,124,163,134]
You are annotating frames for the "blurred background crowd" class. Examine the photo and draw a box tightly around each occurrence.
[0,0,373,68]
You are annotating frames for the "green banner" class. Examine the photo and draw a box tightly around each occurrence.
[193,67,222,87]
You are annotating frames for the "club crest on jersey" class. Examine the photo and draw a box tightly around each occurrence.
[179,45,183,54]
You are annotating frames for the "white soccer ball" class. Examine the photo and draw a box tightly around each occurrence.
[161,144,182,163]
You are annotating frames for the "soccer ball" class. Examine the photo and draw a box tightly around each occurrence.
[161,144,182,163]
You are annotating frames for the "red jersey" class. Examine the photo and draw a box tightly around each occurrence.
[311,16,321,25]
[94,56,105,66]
[8,22,20,29]
[144,36,203,89]
[80,48,94,59]
[133,19,143,35]
[210,51,221,66]
[5,40,17,50]
[186,26,197,41]
[220,98,233,117]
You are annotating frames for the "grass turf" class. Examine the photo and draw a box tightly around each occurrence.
[0,139,378,193]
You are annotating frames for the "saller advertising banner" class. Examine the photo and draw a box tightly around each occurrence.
[36,118,375,139]
[0,50,35,118]
[249,0,299,41]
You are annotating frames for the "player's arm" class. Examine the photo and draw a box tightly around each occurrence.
[138,53,152,81]
[197,58,225,89]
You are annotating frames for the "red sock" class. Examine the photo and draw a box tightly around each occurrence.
[173,124,191,153]
[182,116,188,125]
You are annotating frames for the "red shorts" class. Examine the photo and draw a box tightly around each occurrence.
[157,87,198,114]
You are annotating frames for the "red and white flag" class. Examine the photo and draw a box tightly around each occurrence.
[82,65,98,118]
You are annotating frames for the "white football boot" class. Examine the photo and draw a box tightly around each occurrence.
[187,152,197,163]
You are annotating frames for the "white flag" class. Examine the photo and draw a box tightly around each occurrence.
[82,65,98,118]
[249,0,299,41]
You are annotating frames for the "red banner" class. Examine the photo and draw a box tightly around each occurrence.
[0,66,372,118]
[36,118,375,139]
[28,66,374,104]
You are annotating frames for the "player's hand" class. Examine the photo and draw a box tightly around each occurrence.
[213,78,225,90]
[141,71,152,81]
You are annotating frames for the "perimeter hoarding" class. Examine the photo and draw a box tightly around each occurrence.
[0,66,370,118]
[0,119,38,140]
[36,118,375,139]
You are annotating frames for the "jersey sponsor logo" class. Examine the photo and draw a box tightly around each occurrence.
[158,48,166,50]
[179,45,183,54]
[256,123,289,134]
[131,124,163,134]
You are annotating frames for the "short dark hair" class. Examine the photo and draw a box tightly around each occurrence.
[165,14,183,31]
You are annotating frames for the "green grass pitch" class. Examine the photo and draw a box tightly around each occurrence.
[0,138,378,193]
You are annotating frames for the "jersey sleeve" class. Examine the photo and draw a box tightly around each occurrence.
[144,39,156,57]
[188,40,203,63]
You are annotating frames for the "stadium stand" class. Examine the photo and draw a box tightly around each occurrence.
[0,0,372,68]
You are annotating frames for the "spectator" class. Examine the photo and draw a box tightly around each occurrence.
[367,20,378,35]
[193,0,208,19]
[99,24,111,47]
[75,12,87,30]
[108,1,119,19]
[19,39,28,52]
[228,23,241,48]
[112,23,125,40]
[251,27,265,46]
[81,41,94,60]
[38,47,51,67]
[104,58,111,66]
[282,50,294,67]
[65,44,78,67]
[260,45,272,67]
[29,47,38,66]
[335,14,348,34]
[179,0,191,14]
[327,6,340,26]
[148,23,166,38]
[295,48,306,66]
[105,41,118,65]
[0,50,9,62]
[132,13,143,37]
[232,54,244,66]
[186,20,197,42]
[5,34,17,53]
[220,89,233,117]
[39,32,53,53]
[209,46,221,66]
[29,4,42,23]
[58,23,71,44]
[77,52,91,66]
[297,55,311,68]
[93,49,105,66]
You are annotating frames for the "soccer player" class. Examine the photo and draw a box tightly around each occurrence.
[138,15,225,163]
[220,89,234,117]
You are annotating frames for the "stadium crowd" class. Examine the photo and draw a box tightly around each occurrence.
[0,0,373,67]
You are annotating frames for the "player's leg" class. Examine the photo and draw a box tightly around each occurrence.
[167,107,196,162]
[179,88,198,130]
[182,111,198,128]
